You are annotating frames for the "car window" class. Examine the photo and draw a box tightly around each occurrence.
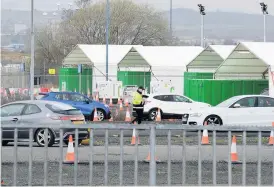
[174,95,192,103]
[258,97,274,107]
[71,94,87,102]
[54,93,71,100]
[1,104,26,117]
[23,104,42,115]
[232,97,256,108]
[161,95,175,102]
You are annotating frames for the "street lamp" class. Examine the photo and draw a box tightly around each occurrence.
[170,0,173,36]
[260,2,268,42]
[106,0,110,81]
[198,4,206,48]
[30,0,35,100]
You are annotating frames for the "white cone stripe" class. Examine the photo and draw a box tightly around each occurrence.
[271,130,274,137]
[231,143,237,153]
[202,129,208,137]
[132,128,136,137]
[67,142,74,153]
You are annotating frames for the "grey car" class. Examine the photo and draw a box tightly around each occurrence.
[1,100,88,147]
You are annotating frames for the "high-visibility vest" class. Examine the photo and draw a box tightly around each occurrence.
[132,92,142,105]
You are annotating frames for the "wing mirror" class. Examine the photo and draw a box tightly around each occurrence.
[233,103,241,108]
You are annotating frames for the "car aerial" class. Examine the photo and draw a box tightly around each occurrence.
[1,100,88,147]
[39,91,111,121]
[134,93,211,121]
[183,95,274,126]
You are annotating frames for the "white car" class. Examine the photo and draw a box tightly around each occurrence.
[134,93,211,121]
[183,95,274,126]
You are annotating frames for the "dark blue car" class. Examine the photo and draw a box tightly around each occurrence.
[40,92,111,121]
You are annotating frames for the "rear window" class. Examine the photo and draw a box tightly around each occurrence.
[45,104,82,115]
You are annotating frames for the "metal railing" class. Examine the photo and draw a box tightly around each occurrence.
[1,123,274,186]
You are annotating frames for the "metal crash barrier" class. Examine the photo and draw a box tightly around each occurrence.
[1,123,274,186]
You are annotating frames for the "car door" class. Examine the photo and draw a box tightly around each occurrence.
[70,93,91,116]
[1,103,26,140]
[19,104,43,139]
[158,95,177,114]
[255,96,274,126]
[224,96,257,125]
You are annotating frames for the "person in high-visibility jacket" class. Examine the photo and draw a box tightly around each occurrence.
[131,86,145,124]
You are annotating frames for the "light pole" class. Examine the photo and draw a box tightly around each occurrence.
[198,4,206,48]
[260,2,268,42]
[106,0,110,81]
[30,0,35,100]
[170,0,173,36]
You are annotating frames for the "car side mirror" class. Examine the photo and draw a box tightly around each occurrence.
[233,103,241,108]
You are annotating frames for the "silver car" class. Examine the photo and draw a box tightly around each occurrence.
[1,100,88,147]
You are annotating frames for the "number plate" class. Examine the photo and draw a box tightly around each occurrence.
[72,121,84,125]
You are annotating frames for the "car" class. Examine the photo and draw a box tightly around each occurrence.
[134,93,211,121]
[40,92,111,121]
[183,95,274,126]
[1,100,88,147]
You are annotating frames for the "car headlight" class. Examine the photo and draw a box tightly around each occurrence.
[190,113,202,117]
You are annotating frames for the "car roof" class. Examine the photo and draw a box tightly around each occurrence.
[1,100,76,110]
[231,94,274,99]
[147,93,183,96]
[49,91,77,94]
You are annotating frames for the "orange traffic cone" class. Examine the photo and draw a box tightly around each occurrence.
[131,127,140,145]
[1,180,4,185]
[93,108,99,121]
[109,116,113,122]
[231,135,241,164]
[125,107,131,121]
[144,149,160,163]
[119,102,123,111]
[96,94,99,102]
[63,135,75,164]
[155,108,161,122]
[201,121,210,145]
[124,98,129,107]
[109,97,113,107]
[268,122,274,145]
[103,96,106,104]
[118,97,121,104]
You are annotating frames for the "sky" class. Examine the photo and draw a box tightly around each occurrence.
[1,0,274,15]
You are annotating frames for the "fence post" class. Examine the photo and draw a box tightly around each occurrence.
[149,124,156,186]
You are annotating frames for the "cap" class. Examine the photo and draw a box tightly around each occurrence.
[138,86,145,90]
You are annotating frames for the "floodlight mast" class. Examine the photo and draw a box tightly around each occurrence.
[260,2,268,42]
[198,4,206,48]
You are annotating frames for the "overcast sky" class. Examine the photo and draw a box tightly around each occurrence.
[1,0,274,15]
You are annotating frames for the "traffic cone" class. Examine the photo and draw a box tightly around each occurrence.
[109,116,113,122]
[63,135,75,164]
[1,180,4,185]
[268,122,274,145]
[201,121,210,145]
[124,98,129,107]
[103,96,106,104]
[131,127,140,145]
[119,102,123,111]
[125,107,131,122]
[144,149,160,163]
[109,97,113,107]
[155,108,161,122]
[93,108,99,121]
[96,94,99,102]
[87,88,91,98]
[231,135,241,164]
[118,97,121,104]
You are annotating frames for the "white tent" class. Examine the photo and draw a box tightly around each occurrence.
[214,42,274,80]
[186,45,236,72]
[134,46,204,94]
[63,44,141,90]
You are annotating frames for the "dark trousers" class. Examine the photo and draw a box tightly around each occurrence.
[132,108,143,124]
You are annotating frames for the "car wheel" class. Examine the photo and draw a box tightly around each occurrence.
[204,115,223,126]
[35,128,55,147]
[92,109,105,121]
[148,109,159,121]
[2,141,9,146]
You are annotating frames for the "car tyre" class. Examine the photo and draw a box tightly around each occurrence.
[148,109,160,121]
[91,109,105,121]
[204,115,223,126]
[35,128,55,147]
[2,141,9,146]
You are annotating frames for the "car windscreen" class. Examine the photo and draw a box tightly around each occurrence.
[45,104,82,115]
